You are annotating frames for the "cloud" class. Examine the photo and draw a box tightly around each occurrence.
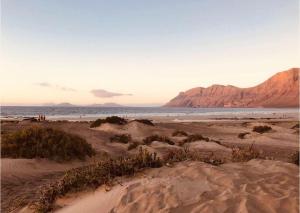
[35,82,76,92]
[91,89,132,98]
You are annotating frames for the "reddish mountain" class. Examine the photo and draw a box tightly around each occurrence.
[165,68,299,108]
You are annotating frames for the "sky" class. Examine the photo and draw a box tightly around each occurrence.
[1,0,299,106]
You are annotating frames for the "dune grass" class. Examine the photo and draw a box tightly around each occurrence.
[33,148,162,212]
[1,127,95,161]
[110,134,132,144]
[90,116,127,128]
[252,125,272,134]
[132,119,154,126]
[238,132,250,139]
[231,144,260,162]
[143,135,175,145]
[179,134,210,146]
[172,130,188,137]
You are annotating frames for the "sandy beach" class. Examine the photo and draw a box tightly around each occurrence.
[1,116,299,213]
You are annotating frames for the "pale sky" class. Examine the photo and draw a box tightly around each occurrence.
[1,0,299,106]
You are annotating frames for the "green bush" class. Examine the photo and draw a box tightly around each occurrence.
[90,116,127,128]
[1,127,95,161]
[172,130,188,137]
[110,134,132,144]
[252,125,272,134]
[143,135,175,145]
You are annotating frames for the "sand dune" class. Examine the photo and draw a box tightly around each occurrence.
[57,159,299,213]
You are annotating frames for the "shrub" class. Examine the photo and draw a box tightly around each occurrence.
[231,144,259,162]
[172,130,188,137]
[34,148,162,212]
[1,127,95,161]
[179,134,209,146]
[164,147,224,166]
[110,134,132,144]
[238,132,250,139]
[291,123,299,129]
[252,125,272,134]
[143,135,175,145]
[90,116,127,128]
[128,141,139,150]
[290,151,299,165]
[132,119,154,126]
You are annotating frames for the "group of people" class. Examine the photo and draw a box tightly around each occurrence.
[38,114,46,121]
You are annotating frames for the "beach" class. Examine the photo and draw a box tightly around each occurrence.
[1,113,299,213]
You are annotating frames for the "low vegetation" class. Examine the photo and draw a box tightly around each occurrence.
[1,127,95,161]
[33,148,162,212]
[238,132,250,139]
[252,125,272,134]
[132,119,154,126]
[290,151,299,166]
[231,144,259,162]
[179,134,209,146]
[90,116,127,128]
[127,141,139,150]
[172,130,188,137]
[291,123,299,129]
[164,147,224,166]
[110,134,132,144]
[143,135,175,145]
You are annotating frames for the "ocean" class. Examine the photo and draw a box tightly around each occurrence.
[1,106,298,121]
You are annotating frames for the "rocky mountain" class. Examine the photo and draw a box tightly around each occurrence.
[165,68,299,108]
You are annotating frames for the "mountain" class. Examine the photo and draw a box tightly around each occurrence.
[88,103,125,107]
[165,68,299,108]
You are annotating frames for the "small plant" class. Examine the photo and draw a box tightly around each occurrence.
[290,151,299,165]
[231,144,259,162]
[172,130,188,137]
[238,132,250,139]
[164,147,224,166]
[90,116,127,128]
[132,119,154,126]
[33,148,162,212]
[1,127,95,161]
[128,141,139,150]
[110,134,132,144]
[179,134,209,146]
[252,125,272,134]
[143,135,175,145]
[291,123,299,129]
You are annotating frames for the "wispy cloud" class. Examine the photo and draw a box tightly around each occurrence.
[91,89,132,98]
[35,82,76,92]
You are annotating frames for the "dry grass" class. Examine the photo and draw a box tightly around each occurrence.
[164,147,224,166]
[128,141,139,150]
[238,132,250,139]
[231,144,260,162]
[1,127,95,161]
[252,125,272,134]
[172,130,188,137]
[179,134,209,146]
[90,116,127,128]
[110,134,132,144]
[132,119,154,126]
[143,135,175,145]
[33,148,162,212]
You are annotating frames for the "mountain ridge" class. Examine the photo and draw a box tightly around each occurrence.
[165,68,299,108]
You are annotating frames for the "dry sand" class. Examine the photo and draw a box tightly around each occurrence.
[57,160,299,213]
[1,118,299,212]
